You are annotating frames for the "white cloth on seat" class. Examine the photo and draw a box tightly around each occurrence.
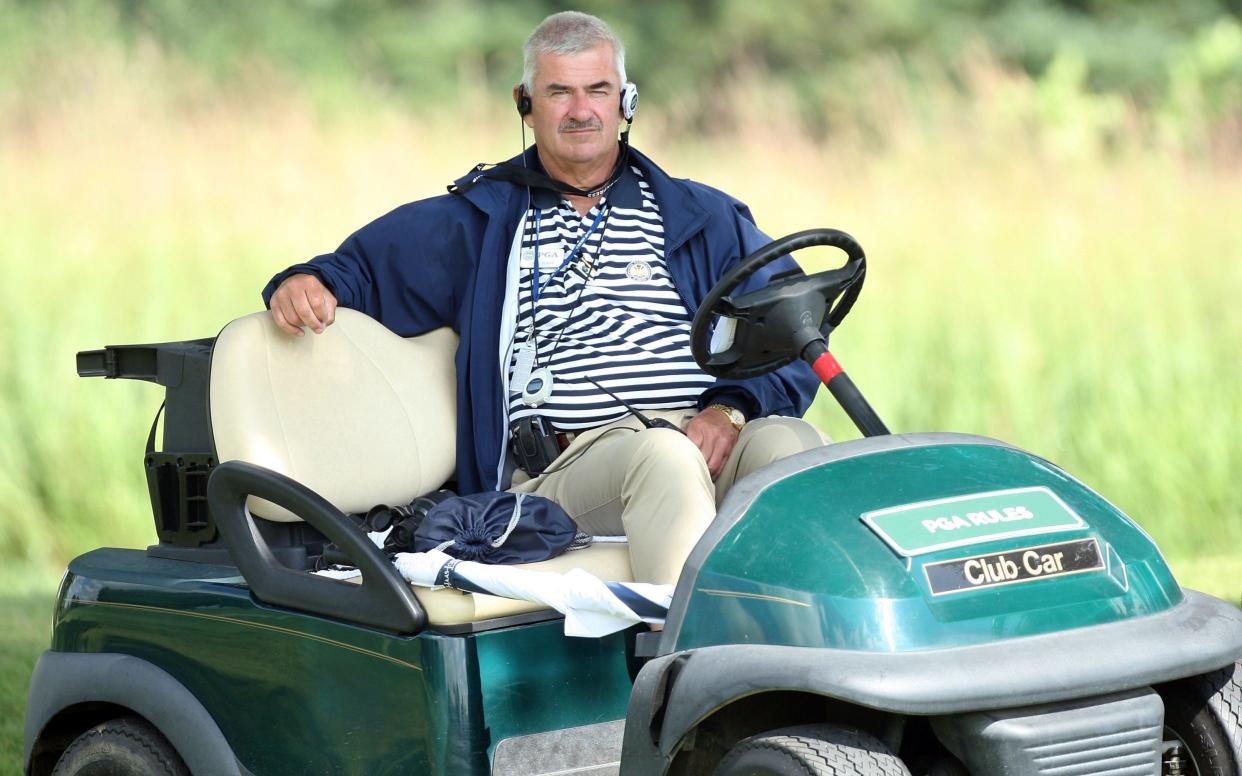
[395,550,672,638]
[313,541,638,627]
[313,546,668,637]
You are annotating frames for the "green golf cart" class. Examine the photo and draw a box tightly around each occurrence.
[24,230,1242,775]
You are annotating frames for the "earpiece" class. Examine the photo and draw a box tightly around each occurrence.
[517,84,532,117]
[620,82,639,122]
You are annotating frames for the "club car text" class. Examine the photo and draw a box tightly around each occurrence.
[923,539,1105,596]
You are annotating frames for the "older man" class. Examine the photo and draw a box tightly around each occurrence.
[263,11,823,585]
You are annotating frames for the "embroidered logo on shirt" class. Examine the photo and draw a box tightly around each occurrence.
[625,260,653,282]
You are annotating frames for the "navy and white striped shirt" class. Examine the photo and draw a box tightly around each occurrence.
[507,165,714,431]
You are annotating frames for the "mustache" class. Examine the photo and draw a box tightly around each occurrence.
[559,118,602,132]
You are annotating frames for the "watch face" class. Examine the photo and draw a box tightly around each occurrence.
[711,404,744,429]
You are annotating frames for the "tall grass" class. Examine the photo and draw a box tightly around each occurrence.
[0,50,1238,593]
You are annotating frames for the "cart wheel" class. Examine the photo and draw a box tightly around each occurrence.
[51,716,190,776]
[714,724,911,776]
[1160,660,1242,776]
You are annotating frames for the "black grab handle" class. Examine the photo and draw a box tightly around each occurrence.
[208,461,427,634]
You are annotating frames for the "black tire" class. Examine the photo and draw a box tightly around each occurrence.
[51,716,190,776]
[715,724,911,776]
[1161,660,1242,776]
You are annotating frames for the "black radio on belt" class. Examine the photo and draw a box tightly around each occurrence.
[510,415,561,476]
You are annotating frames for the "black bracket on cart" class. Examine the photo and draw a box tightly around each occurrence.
[78,340,220,548]
[144,404,215,542]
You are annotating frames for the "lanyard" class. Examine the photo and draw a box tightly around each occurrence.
[531,204,608,305]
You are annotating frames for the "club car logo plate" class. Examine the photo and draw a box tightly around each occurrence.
[923,538,1105,596]
[861,486,1085,556]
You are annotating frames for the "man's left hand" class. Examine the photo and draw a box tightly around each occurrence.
[685,409,740,480]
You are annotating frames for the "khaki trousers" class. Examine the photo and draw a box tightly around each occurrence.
[509,409,826,585]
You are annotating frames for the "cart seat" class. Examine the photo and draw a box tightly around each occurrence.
[209,309,633,626]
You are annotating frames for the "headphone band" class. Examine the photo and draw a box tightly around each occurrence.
[517,82,638,122]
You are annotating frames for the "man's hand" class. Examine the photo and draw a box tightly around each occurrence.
[269,274,337,336]
[685,408,740,481]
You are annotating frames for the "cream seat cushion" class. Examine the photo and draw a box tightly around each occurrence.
[209,309,633,625]
[211,309,459,521]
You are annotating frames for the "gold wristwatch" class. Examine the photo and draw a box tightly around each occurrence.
[708,403,746,432]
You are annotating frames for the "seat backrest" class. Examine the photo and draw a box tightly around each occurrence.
[209,309,457,522]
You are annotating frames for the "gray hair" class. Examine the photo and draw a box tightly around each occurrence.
[521,11,627,91]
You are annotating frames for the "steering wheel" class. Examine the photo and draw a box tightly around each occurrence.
[690,228,867,380]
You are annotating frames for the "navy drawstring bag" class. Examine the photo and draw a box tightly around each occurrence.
[412,491,581,564]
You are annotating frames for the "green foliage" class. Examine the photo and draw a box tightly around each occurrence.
[1161,16,1242,148]
[0,566,61,776]
[3,0,1241,135]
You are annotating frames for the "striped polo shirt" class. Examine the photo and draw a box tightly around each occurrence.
[507,164,714,431]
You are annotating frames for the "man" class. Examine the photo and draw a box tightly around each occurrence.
[263,12,823,586]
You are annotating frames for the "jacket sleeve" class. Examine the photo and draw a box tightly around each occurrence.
[696,205,822,420]
[261,198,480,336]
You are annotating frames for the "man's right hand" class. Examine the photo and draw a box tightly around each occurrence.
[269,274,337,336]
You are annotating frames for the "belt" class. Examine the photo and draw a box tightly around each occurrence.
[556,431,576,451]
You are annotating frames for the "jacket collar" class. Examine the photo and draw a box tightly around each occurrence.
[452,144,709,254]
[523,148,641,211]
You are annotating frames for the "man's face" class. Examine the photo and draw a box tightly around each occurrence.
[521,43,623,171]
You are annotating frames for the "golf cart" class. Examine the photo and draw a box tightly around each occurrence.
[25,229,1242,775]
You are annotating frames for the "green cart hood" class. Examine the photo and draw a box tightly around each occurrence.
[662,433,1181,654]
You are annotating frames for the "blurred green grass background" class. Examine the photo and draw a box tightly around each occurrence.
[2,2,1241,767]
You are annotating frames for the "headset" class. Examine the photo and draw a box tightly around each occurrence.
[517,81,639,122]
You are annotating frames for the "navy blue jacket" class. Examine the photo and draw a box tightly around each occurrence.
[263,146,819,493]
